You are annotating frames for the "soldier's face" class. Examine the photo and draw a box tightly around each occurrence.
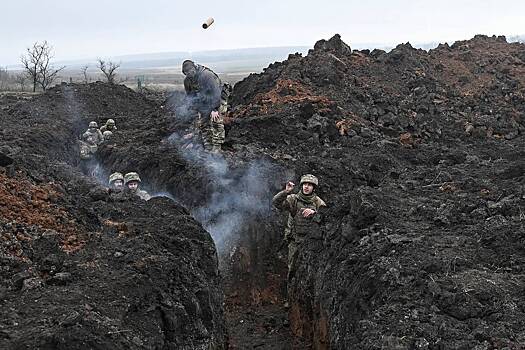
[113,180,123,189]
[127,181,139,191]
[302,183,314,195]
[184,66,196,78]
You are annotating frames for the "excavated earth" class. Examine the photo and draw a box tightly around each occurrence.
[227,34,525,349]
[0,85,225,349]
[1,33,525,350]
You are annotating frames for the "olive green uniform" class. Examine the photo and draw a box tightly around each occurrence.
[82,128,104,148]
[124,172,151,201]
[272,190,326,279]
[100,124,117,133]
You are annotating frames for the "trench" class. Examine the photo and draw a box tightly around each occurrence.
[85,134,296,348]
[30,84,313,348]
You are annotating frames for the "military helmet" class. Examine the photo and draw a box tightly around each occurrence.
[182,60,195,74]
[108,172,124,185]
[106,119,115,126]
[300,174,319,187]
[124,172,141,184]
[89,121,98,128]
[103,130,113,138]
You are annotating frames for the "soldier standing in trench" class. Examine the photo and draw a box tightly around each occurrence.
[272,174,326,285]
[181,60,226,153]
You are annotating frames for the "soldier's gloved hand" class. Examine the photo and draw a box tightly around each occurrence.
[210,110,221,123]
[285,181,295,193]
[301,208,316,218]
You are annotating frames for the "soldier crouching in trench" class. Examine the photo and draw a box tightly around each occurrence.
[272,174,326,287]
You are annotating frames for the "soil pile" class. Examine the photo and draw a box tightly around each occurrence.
[226,34,525,349]
[0,84,225,349]
[1,33,525,350]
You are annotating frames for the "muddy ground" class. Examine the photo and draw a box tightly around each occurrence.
[1,33,525,350]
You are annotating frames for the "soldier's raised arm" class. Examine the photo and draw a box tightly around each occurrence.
[272,181,295,212]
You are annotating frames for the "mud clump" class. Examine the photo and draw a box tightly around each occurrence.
[227,34,525,348]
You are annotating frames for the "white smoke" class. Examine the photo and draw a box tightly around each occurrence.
[167,131,277,252]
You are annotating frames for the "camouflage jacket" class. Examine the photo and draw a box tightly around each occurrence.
[82,128,104,145]
[100,125,117,133]
[135,189,151,201]
[272,190,326,242]
[183,65,222,119]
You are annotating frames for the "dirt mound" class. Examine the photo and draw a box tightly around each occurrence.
[226,34,525,348]
[2,33,525,350]
[0,83,225,349]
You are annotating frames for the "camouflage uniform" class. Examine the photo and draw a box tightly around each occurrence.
[100,119,117,133]
[108,172,124,192]
[82,121,104,149]
[183,61,229,152]
[79,122,103,175]
[102,130,113,142]
[272,174,326,279]
[124,172,151,201]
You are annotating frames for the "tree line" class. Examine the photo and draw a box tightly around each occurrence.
[0,41,122,92]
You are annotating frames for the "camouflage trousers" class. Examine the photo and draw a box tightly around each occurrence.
[287,240,301,281]
[197,113,225,151]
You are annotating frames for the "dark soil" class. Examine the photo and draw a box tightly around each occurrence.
[1,33,525,350]
[227,34,525,349]
[0,85,225,350]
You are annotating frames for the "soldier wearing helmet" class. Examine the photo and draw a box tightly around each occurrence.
[124,172,151,201]
[108,172,124,192]
[181,60,226,153]
[82,121,104,147]
[272,174,326,280]
[102,130,113,142]
[100,119,117,133]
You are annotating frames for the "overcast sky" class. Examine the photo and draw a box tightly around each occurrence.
[1,0,524,65]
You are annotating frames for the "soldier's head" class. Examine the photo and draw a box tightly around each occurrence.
[300,174,318,195]
[108,172,124,191]
[103,130,113,141]
[106,119,116,129]
[124,172,141,192]
[182,60,197,78]
[88,121,98,130]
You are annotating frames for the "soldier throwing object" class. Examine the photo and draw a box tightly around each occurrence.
[272,174,326,280]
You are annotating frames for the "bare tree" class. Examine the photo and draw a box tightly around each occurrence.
[80,65,89,84]
[21,41,65,92]
[97,59,120,84]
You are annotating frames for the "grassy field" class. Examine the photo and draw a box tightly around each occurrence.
[3,46,310,92]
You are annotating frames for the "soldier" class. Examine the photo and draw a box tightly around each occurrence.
[82,121,104,147]
[102,130,113,142]
[124,172,151,201]
[100,119,117,133]
[108,172,124,192]
[272,174,326,280]
[79,121,103,175]
[181,60,227,153]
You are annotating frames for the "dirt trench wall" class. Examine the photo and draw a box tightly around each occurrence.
[226,34,525,349]
[0,84,227,349]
